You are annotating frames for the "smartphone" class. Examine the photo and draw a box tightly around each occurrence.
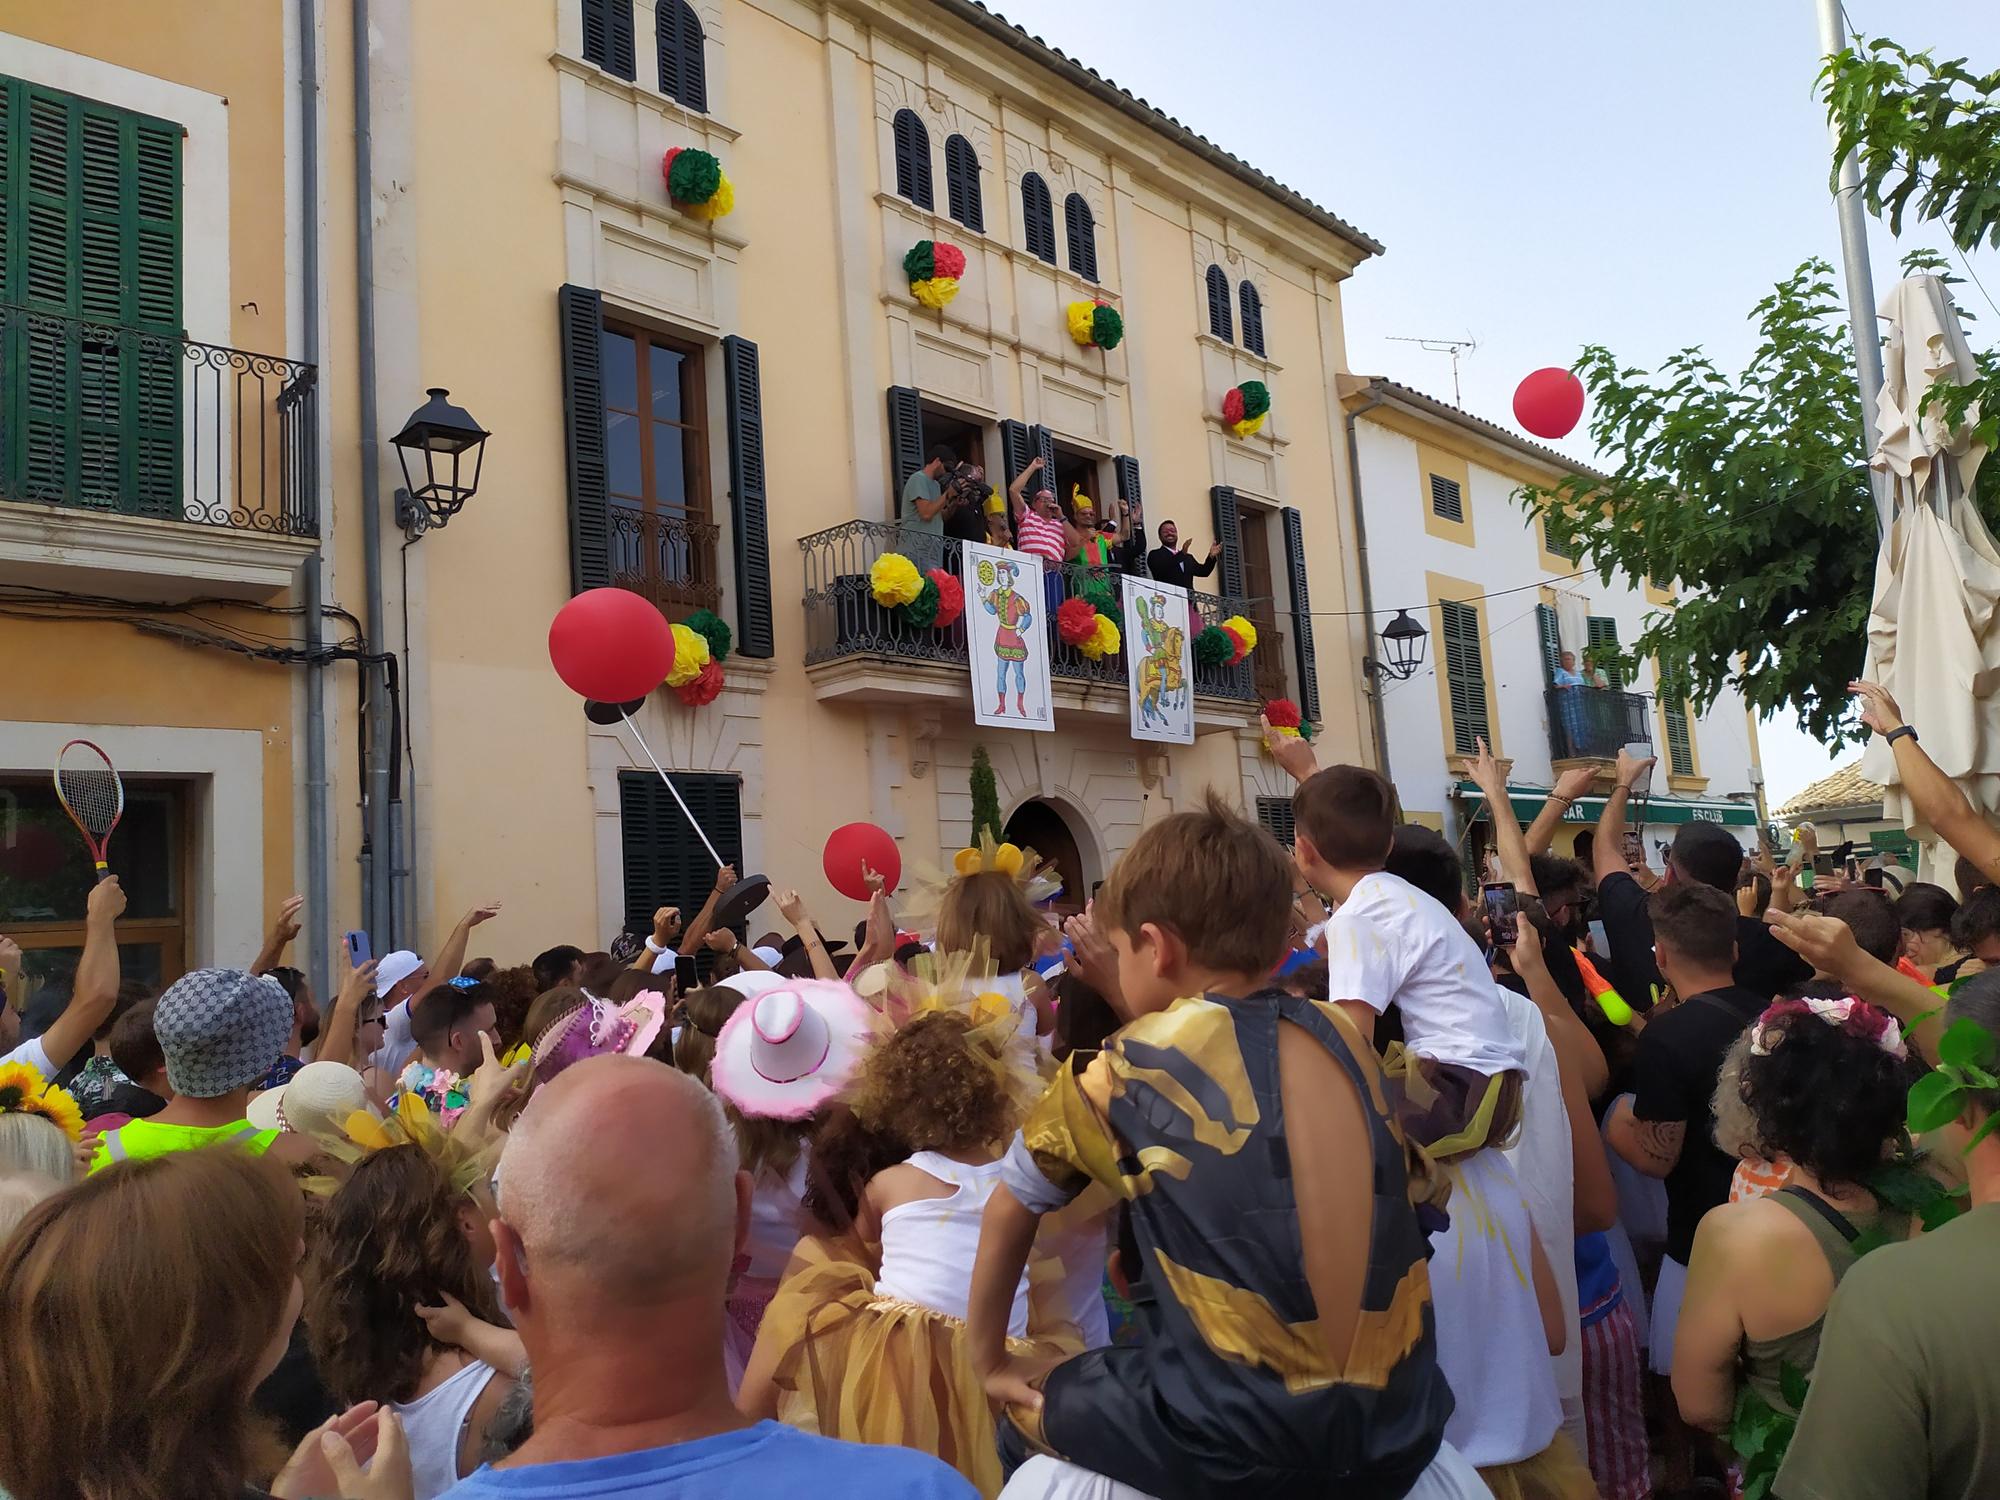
[1811,855,1836,879]
[343,930,372,966]
[1481,882,1521,948]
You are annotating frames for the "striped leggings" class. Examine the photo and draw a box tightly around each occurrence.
[1580,1297,1650,1500]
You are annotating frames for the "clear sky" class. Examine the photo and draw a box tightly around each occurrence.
[985,0,2000,807]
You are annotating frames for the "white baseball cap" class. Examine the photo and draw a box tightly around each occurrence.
[374,950,425,998]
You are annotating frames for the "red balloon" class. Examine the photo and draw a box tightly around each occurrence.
[548,588,676,702]
[823,822,901,902]
[1513,367,1585,440]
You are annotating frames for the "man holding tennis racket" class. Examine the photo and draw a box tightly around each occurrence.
[1,876,126,1081]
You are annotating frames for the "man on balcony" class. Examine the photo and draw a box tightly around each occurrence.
[898,443,957,567]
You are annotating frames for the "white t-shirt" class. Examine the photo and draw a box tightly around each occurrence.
[371,999,419,1078]
[1322,871,1524,1075]
[0,1036,55,1077]
[1494,983,1583,1451]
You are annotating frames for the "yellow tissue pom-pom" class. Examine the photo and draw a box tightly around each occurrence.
[1221,616,1258,653]
[992,843,1025,877]
[870,552,924,608]
[684,173,734,221]
[1230,412,1267,440]
[666,623,712,687]
[1079,613,1122,660]
[911,276,960,309]
[1066,300,1097,346]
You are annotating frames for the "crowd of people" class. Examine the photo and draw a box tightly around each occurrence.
[0,675,1995,1499]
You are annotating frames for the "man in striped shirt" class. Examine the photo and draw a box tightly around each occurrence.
[1008,456,1069,617]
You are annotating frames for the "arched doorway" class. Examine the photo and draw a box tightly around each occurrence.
[1003,799,1087,917]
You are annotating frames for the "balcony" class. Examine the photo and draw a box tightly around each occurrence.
[0,306,319,599]
[609,503,721,622]
[800,518,1259,722]
[1546,685,1652,763]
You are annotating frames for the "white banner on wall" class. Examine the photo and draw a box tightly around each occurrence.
[963,541,1054,732]
[1123,575,1195,745]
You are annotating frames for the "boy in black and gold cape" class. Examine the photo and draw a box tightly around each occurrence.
[966,795,1458,1500]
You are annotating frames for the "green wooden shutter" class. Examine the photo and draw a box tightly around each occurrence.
[1256,795,1296,848]
[1209,485,1245,597]
[1441,598,1491,755]
[3,78,182,515]
[1029,423,1057,481]
[1113,453,1145,560]
[581,0,636,80]
[1536,603,1561,686]
[1281,505,1319,721]
[999,419,1032,488]
[722,334,772,659]
[655,0,706,110]
[558,284,611,592]
[1660,662,1694,776]
[887,386,924,515]
[1586,615,1623,688]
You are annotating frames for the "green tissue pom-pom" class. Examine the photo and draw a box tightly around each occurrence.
[1195,625,1235,667]
[899,576,941,628]
[1237,380,1270,420]
[902,242,935,283]
[683,607,732,663]
[1079,577,1116,615]
[668,149,723,205]
[1091,304,1124,351]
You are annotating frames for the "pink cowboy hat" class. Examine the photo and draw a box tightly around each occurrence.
[709,978,881,1121]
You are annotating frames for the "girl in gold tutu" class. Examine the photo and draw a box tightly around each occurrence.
[732,1006,1077,1498]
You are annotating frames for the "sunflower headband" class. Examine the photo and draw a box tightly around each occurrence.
[0,1062,82,1143]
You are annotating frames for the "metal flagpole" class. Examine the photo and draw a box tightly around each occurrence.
[1816,0,1893,538]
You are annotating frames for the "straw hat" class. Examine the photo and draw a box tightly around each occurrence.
[709,979,881,1121]
[248,1060,374,1134]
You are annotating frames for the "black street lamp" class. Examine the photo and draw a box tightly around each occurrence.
[1364,608,1429,681]
[392,387,489,538]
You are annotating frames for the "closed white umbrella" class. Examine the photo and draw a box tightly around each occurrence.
[1859,275,2000,838]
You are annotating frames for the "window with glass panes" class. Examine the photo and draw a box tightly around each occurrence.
[600,323,708,520]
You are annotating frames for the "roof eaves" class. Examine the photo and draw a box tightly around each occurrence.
[937,1,1385,260]
[1349,376,1610,484]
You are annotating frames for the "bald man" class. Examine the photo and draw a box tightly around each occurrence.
[442,1055,973,1498]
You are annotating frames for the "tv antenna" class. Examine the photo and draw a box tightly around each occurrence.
[1387,334,1478,405]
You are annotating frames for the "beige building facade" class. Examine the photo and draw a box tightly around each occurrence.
[2,0,1390,983]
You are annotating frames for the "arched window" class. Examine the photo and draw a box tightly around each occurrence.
[1020,172,1055,263]
[655,0,706,110]
[1064,193,1098,282]
[892,109,933,210]
[1238,280,1266,356]
[1205,264,1234,342]
[944,134,984,232]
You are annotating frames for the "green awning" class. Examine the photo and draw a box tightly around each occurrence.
[1453,781,1759,828]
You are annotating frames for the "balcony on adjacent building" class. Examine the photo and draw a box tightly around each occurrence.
[1546,684,1652,763]
[0,306,319,599]
[800,518,1259,721]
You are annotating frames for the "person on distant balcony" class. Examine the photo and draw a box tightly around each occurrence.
[1145,519,1223,593]
[899,444,957,568]
[1552,650,1588,689]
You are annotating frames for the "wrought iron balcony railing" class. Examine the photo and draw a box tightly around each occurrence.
[609,503,722,621]
[1545,684,1652,761]
[800,517,1257,703]
[0,305,318,538]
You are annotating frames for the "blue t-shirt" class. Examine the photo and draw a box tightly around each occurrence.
[441,1421,977,1499]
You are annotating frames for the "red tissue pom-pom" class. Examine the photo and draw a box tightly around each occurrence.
[1222,386,1246,425]
[1263,698,1301,729]
[1057,596,1101,646]
[927,568,965,629]
[1222,625,1249,665]
[675,657,725,707]
[931,242,967,280]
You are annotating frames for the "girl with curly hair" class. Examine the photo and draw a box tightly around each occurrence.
[1671,983,1917,1448]
[305,1142,518,1498]
[734,1009,1076,1497]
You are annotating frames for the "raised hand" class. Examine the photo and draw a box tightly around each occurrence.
[776,888,808,926]
[1849,679,1906,737]
[1259,714,1319,784]
[1614,747,1656,792]
[1553,765,1598,804]
[86,875,126,922]
[713,864,738,895]
[270,895,304,946]
[466,902,502,928]
[1467,736,1506,797]
[652,906,682,944]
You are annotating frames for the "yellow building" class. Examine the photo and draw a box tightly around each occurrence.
[3,0,1388,986]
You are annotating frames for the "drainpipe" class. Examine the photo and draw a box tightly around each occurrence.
[298,0,331,1004]
[352,0,394,948]
[1344,388,1392,775]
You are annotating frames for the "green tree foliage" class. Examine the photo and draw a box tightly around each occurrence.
[969,743,1003,844]
[1521,262,1877,746]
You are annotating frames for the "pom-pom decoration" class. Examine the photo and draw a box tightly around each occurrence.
[1066,299,1124,351]
[1194,624,1236,668]
[1057,596,1101,647]
[1221,615,1258,663]
[661,147,735,221]
[1078,613,1122,660]
[1262,698,1316,747]
[1078,576,1117,616]
[903,240,966,309]
[665,623,713,688]
[927,568,965,629]
[1221,380,1272,439]
[1513,367,1586,440]
[870,552,925,608]
[901,576,941,629]
[674,657,726,707]
[682,607,732,664]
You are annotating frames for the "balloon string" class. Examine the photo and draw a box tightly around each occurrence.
[618,712,726,869]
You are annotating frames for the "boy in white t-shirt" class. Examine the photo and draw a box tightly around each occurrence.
[1293,761,1527,1157]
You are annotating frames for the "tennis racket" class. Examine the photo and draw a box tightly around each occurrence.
[54,739,123,883]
